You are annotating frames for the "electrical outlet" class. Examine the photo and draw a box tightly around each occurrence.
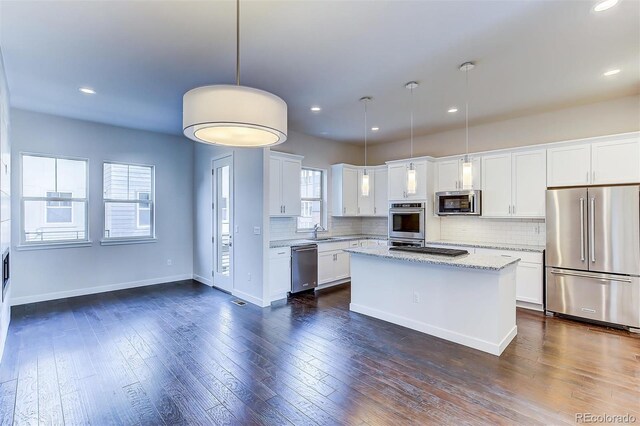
[235,225,239,233]
[253,226,261,235]
[166,259,172,266]
[413,292,420,304]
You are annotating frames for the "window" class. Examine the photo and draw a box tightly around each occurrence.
[103,162,154,240]
[297,168,326,231]
[21,154,88,244]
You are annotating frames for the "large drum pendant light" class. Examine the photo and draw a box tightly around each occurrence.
[183,0,287,147]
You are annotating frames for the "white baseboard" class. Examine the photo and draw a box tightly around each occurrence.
[350,302,517,356]
[516,300,544,312]
[232,289,269,308]
[316,279,350,291]
[193,274,213,287]
[10,274,193,306]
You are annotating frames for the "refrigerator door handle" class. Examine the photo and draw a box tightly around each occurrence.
[590,197,596,263]
[580,197,585,262]
[549,269,633,283]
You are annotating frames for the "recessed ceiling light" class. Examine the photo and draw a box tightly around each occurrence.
[593,0,619,12]
[603,68,621,76]
[79,87,96,95]
[371,127,379,132]
[448,107,458,113]
[310,106,321,112]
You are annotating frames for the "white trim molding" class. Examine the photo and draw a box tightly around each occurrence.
[232,289,270,308]
[10,274,193,306]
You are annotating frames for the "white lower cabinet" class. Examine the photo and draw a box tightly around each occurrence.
[428,244,544,310]
[474,247,544,309]
[318,250,350,284]
[268,247,291,301]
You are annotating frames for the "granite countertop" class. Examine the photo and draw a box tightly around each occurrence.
[425,239,545,253]
[345,247,520,271]
[270,234,387,248]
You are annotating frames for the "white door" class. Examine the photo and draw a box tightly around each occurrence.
[547,144,591,187]
[512,149,546,217]
[268,157,282,216]
[373,168,388,216]
[387,164,406,201]
[281,158,301,216]
[437,159,461,191]
[357,169,375,216]
[482,153,512,217]
[342,167,358,216]
[591,137,640,185]
[318,252,335,284]
[213,156,233,293]
[334,251,350,280]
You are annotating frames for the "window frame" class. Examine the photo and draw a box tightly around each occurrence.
[297,167,327,232]
[101,161,156,245]
[19,152,90,248]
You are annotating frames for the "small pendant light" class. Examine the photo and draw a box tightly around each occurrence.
[405,81,419,195]
[360,96,372,197]
[460,61,475,189]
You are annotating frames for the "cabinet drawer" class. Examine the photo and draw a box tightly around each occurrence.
[349,240,359,248]
[474,248,542,264]
[317,241,349,253]
[269,247,291,259]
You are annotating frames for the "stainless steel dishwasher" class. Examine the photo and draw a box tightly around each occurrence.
[291,244,318,293]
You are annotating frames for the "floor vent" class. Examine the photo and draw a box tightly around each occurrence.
[231,299,247,306]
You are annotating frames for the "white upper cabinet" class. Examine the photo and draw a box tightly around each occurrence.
[332,164,385,217]
[512,149,546,217]
[357,169,375,216]
[547,144,591,187]
[387,160,428,201]
[482,153,512,217]
[388,163,407,201]
[269,152,303,217]
[373,168,388,216]
[591,137,640,185]
[547,135,640,187]
[436,157,481,192]
[437,159,461,192]
[482,149,546,218]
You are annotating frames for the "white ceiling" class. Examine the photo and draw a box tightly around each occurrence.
[1,0,638,144]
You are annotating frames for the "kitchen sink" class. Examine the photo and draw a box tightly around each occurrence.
[310,237,336,241]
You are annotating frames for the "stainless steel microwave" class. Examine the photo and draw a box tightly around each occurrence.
[435,190,481,216]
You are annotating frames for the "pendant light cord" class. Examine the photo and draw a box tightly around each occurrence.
[410,86,414,159]
[236,0,240,86]
[364,101,368,168]
[465,67,469,159]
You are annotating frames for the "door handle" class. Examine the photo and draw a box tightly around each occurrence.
[550,269,632,283]
[283,205,286,214]
[590,197,596,263]
[579,197,585,262]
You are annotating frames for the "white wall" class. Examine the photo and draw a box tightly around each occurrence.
[0,47,11,362]
[369,95,640,163]
[10,109,194,304]
[192,143,266,306]
[269,130,384,240]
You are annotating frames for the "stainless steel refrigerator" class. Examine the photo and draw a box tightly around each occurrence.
[546,185,640,329]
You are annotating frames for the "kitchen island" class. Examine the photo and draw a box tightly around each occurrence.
[345,247,520,356]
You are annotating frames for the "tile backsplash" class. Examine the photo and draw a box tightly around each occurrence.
[270,215,545,247]
[439,216,546,246]
[270,216,387,240]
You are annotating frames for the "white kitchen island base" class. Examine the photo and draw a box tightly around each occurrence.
[348,248,519,356]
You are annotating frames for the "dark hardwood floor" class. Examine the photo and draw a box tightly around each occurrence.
[0,280,638,425]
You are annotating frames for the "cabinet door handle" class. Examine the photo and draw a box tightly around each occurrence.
[508,205,511,214]
[358,207,360,214]
[512,204,516,215]
[343,207,346,214]
[374,207,376,214]
[283,205,286,214]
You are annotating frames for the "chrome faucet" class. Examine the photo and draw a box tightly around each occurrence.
[313,223,325,240]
